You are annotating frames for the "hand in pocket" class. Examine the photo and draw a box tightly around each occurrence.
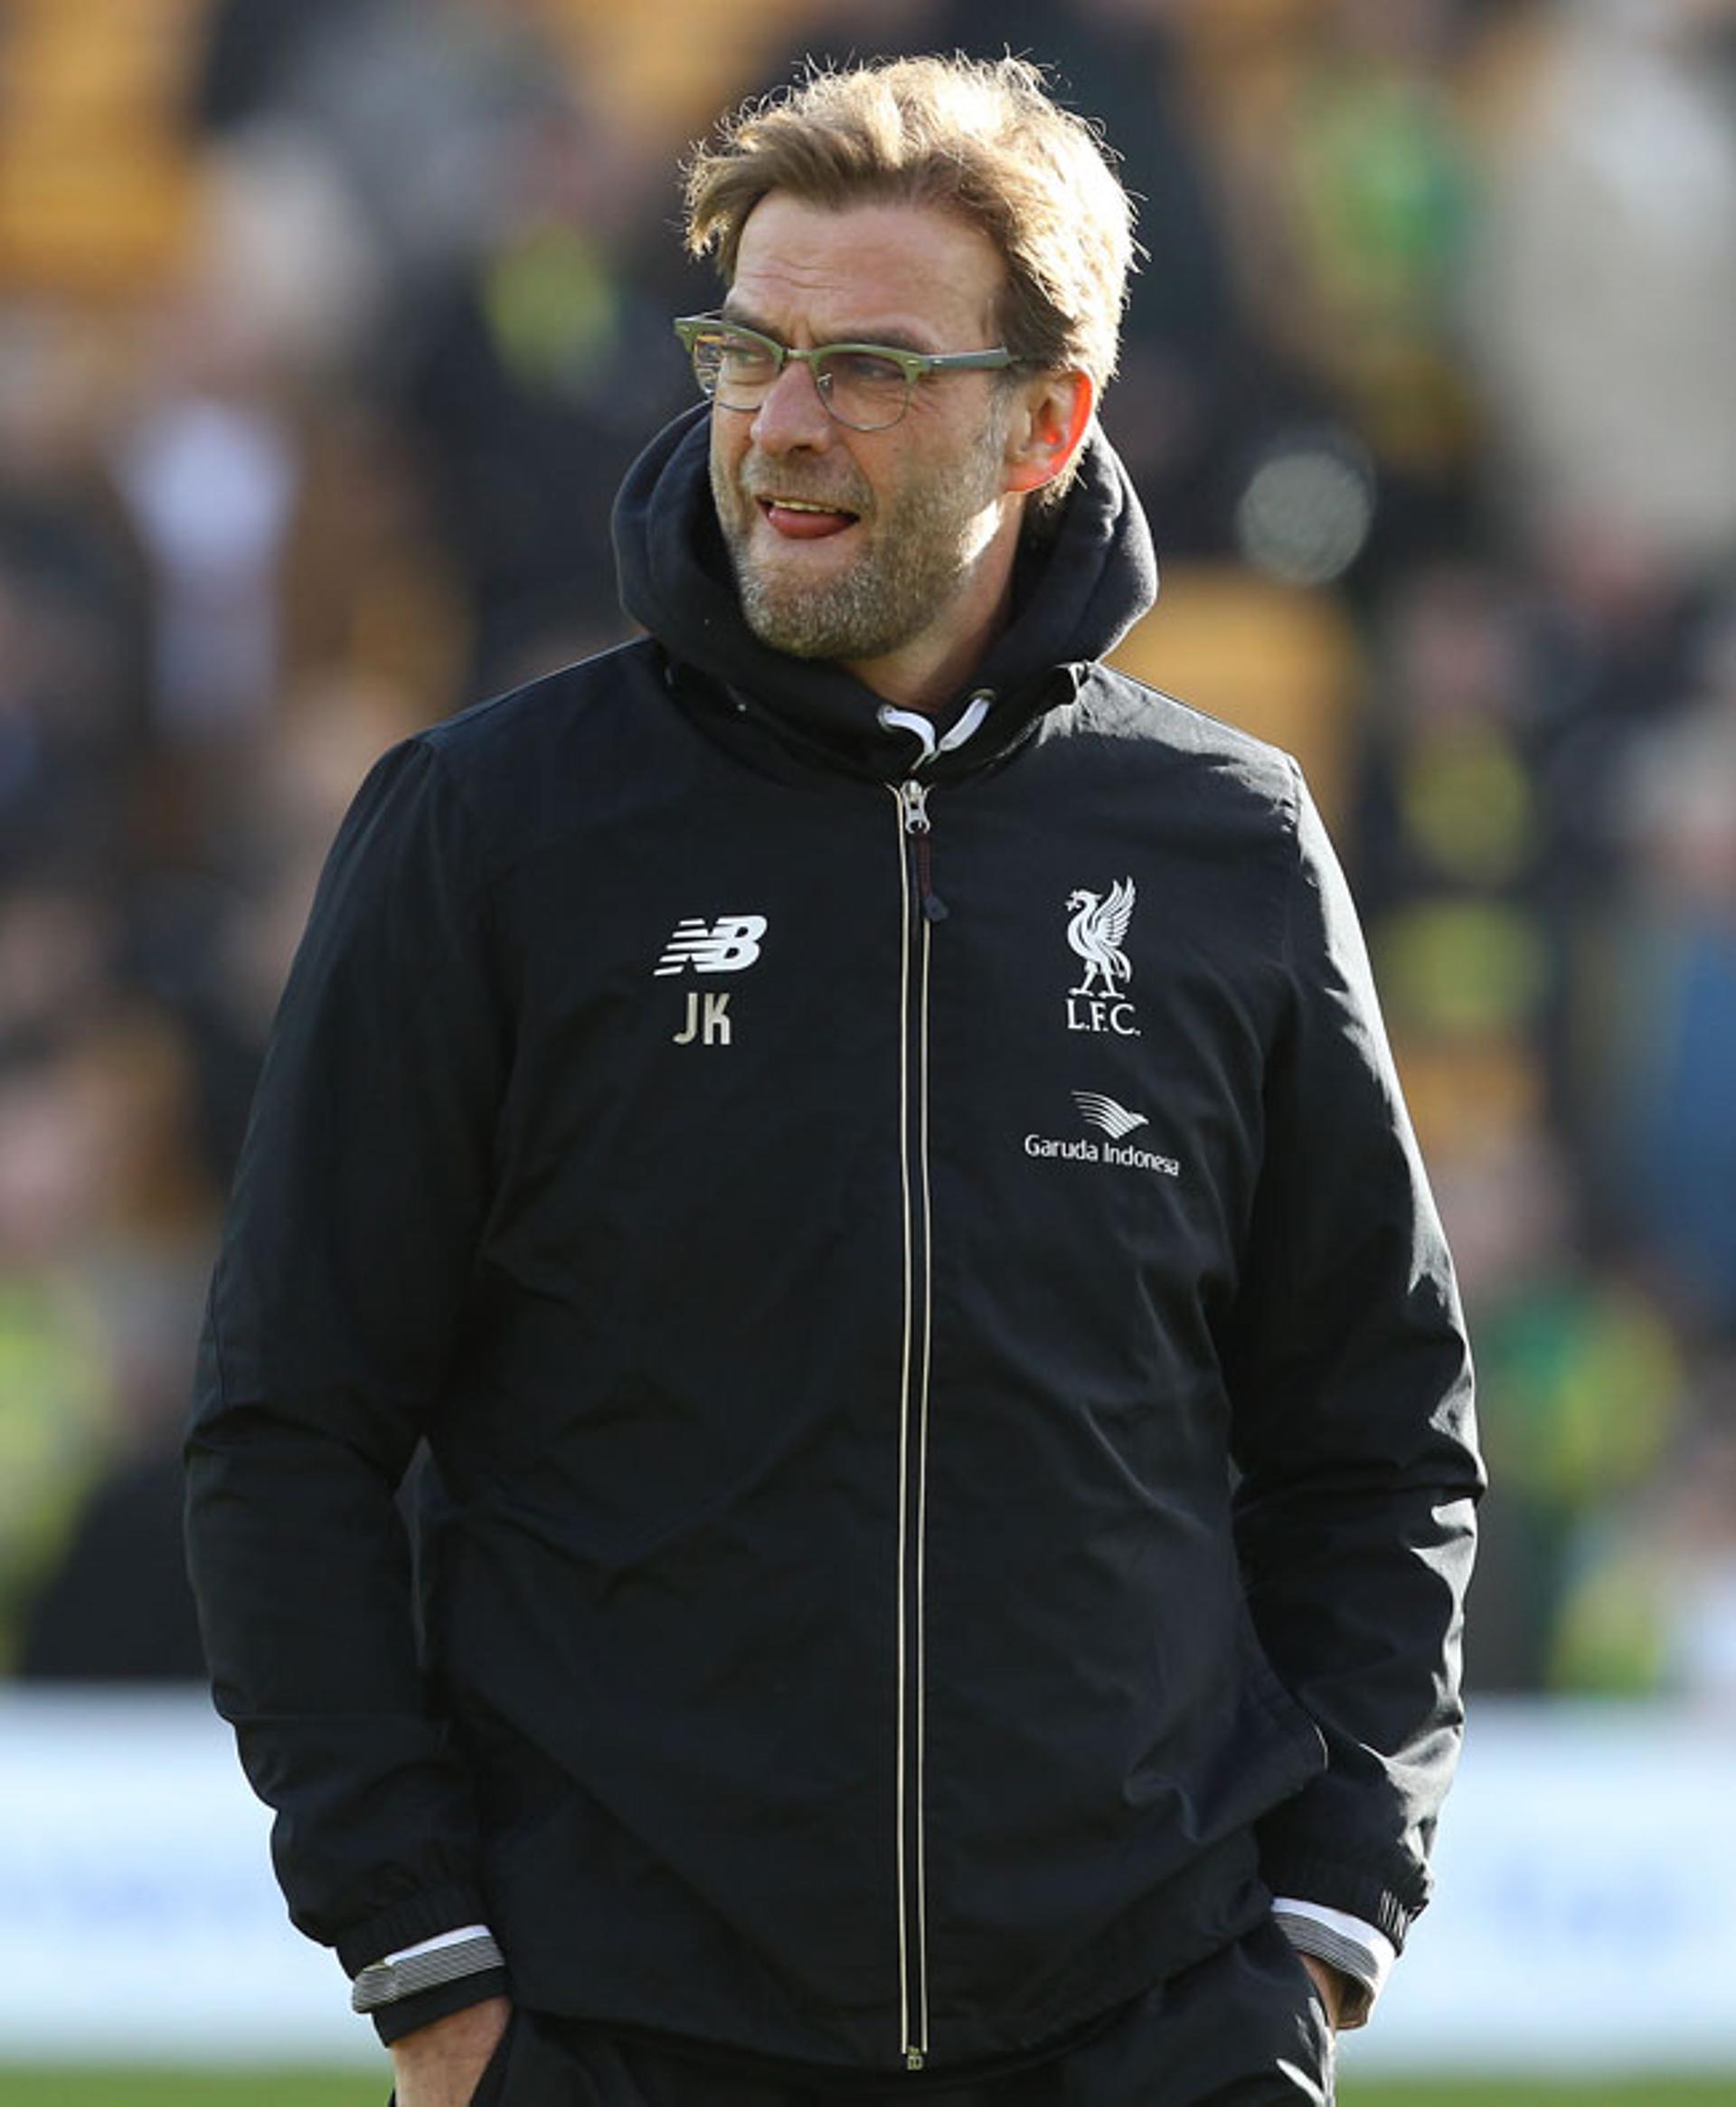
[391,1995,514,2107]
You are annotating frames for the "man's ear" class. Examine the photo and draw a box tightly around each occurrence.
[1004,370,1096,497]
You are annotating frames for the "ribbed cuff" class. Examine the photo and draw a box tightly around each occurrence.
[1271,1906,1389,2030]
[336,1884,491,1979]
[354,1930,505,2012]
[1255,1839,1421,1952]
[372,1969,509,2046]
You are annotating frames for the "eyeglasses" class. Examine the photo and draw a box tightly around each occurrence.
[674,315,1018,432]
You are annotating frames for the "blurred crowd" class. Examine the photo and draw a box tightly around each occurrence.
[3,0,1735,1702]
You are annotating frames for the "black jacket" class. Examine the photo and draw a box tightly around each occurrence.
[185,408,1480,2074]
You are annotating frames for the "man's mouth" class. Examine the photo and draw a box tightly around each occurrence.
[757,496,861,541]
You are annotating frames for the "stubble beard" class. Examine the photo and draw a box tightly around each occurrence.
[713,413,1009,664]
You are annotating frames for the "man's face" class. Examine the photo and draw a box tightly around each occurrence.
[708,194,1023,680]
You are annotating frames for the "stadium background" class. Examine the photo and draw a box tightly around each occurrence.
[2,0,1734,2099]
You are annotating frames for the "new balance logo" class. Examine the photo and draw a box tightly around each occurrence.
[654,915,768,977]
[1073,1091,1149,1140]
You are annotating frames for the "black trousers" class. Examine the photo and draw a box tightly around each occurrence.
[403,1923,1334,2107]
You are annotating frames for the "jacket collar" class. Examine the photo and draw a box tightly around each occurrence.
[611,402,1158,784]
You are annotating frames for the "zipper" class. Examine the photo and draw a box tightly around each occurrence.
[891,778,938,2070]
[898,780,948,921]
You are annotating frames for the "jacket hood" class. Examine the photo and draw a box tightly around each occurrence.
[611,402,1159,780]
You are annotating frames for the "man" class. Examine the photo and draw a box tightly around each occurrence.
[186,55,1481,2107]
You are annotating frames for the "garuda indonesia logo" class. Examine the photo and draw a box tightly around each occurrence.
[1072,1091,1148,1139]
[1065,879,1139,1036]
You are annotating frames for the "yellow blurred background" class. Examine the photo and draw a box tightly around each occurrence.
[3,0,1735,1769]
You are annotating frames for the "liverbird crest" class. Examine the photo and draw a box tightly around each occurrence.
[1065,878,1137,999]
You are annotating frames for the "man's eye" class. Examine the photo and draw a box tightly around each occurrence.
[717,336,778,375]
[825,352,908,391]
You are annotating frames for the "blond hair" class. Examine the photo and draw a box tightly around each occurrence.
[683,55,1136,393]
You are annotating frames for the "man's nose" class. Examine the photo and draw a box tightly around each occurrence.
[750,356,835,452]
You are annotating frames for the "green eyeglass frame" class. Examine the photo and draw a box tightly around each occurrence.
[674,314,1018,431]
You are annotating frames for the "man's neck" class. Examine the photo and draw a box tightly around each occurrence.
[841,510,1022,715]
[843,625,1001,715]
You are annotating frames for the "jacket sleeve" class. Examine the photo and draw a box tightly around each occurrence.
[1224,761,1483,1955]
[184,735,513,1978]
